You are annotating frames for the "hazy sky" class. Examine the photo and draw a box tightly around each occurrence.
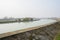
[0,0,60,18]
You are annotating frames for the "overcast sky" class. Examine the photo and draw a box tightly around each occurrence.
[0,0,60,18]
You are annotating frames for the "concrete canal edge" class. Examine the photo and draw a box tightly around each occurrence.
[0,21,60,40]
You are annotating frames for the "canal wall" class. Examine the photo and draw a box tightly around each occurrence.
[0,22,60,40]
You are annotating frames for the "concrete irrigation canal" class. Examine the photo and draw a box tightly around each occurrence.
[0,19,60,40]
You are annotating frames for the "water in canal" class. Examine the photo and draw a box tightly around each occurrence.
[0,19,57,34]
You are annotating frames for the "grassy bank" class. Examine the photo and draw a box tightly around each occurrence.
[0,21,17,24]
[55,32,60,40]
